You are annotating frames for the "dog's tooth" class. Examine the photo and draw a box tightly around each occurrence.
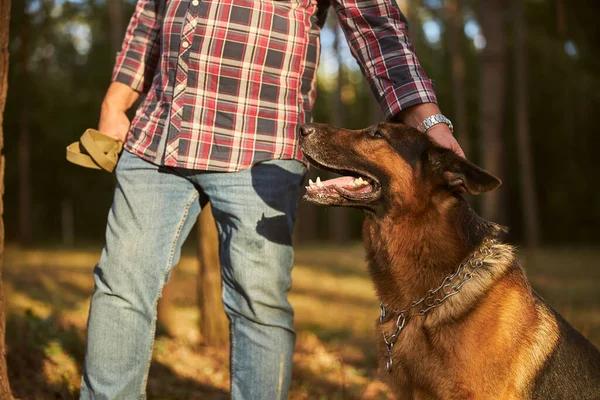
[316,177,324,187]
[309,179,314,186]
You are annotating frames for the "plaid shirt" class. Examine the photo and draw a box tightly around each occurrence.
[114,0,437,172]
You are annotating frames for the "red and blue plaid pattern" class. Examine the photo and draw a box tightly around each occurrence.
[113,0,437,172]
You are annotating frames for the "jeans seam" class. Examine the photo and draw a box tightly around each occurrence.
[277,352,284,400]
[230,316,236,398]
[138,190,199,399]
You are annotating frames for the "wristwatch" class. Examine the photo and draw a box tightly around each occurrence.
[418,114,454,134]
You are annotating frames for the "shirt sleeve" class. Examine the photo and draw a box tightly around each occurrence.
[111,0,165,94]
[331,0,437,119]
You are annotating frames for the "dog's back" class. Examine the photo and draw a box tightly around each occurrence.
[531,303,600,399]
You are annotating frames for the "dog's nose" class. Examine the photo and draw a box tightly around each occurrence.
[299,124,317,137]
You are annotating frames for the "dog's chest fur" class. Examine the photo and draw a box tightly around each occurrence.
[374,289,560,399]
[363,220,562,399]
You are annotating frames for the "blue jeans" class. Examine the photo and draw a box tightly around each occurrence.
[80,150,306,399]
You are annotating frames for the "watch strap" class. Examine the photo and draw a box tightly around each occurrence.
[418,114,454,133]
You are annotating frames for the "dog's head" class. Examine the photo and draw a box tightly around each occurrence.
[299,122,501,214]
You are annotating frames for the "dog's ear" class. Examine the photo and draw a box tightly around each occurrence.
[429,149,501,195]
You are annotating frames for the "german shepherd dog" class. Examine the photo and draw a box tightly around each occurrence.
[299,122,600,399]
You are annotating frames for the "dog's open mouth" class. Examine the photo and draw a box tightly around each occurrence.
[302,153,381,205]
[305,175,376,199]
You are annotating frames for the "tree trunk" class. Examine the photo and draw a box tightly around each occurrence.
[514,0,541,247]
[479,0,507,224]
[556,0,566,37]
[368,82,382,124]
[397,0,422,46]
[107,0,124,53]
[294,196,318,245]
[446,0,470,157]
[395,0,411,27]
[327,17,351,244]
[18,110,30,245]
[156,270,175,337]
[197,204,228,346]
[61,198,74,247]
[0,0,14,397]
[18,3,31,245]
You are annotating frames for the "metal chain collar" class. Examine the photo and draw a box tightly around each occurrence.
[379,239,497,372]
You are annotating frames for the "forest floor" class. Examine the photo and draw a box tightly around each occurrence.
[3,243,600,399]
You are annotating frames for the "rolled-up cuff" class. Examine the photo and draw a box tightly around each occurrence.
[111,55,148,94]
[380,79,438,120]
[112,72,144,94]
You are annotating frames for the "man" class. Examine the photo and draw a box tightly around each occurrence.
[80,0,464,398]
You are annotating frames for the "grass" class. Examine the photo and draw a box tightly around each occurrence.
[2,243,600,399]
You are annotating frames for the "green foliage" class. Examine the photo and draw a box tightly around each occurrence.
[4,0,600,245]
[5,0,134,243]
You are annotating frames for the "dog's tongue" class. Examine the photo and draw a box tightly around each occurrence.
[320,176,355,187]
[306,176,373,195]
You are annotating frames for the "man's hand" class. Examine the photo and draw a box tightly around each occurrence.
[426,124,465,158]
[99,103,132,142]
[98,82,140,142]
[398,102,466,158]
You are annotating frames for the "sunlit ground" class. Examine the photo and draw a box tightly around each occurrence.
[3,244,600,399]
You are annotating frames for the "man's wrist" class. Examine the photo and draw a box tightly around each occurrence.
[418,114,453,134]
[397,103,453,137]
[397,102,439,128]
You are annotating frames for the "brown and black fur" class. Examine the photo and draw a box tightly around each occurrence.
[299,122,600,399]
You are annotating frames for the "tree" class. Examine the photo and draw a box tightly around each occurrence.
[396,0,414,39]
[446,0,470,157]
[17,0,31,245]
[514,0,540,247]
[107,0,125,53]
[294,191,318,244]
[0,0,14,397]
[327,14,351,244]
[197,204,228,346]
[479,0,507,224]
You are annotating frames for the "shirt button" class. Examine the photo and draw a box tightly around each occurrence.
[182,41,189,49]
[192,0,199,5]
[176,83,185,92]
